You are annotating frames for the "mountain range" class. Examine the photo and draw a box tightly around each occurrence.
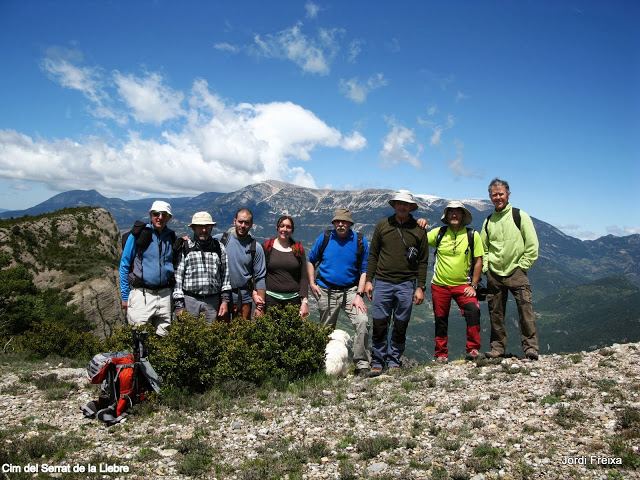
[3,180,638,297]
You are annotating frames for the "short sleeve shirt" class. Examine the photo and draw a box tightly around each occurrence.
[427,227,483,286]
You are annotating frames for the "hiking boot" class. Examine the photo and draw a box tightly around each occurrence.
[354,368,370,377]
[484,350,505,359]
[434,356,448,364]
[465,349,483,361]
[368,367,383,378]
[388,366,402,374]
[525,352,539,361]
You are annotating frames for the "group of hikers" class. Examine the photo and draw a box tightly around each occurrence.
[119,177,539,378]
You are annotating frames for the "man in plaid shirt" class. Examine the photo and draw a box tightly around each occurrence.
[174,211,232,324]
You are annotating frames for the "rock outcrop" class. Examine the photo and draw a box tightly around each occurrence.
[0,207,125,337]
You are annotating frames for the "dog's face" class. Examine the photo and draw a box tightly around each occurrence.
[328,329,350,345]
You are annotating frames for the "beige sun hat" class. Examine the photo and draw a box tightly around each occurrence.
[332,208,354,224]
[441,201,472,226]
[149,200,172,216]
[388,190,419,211]
[189,211,217,227]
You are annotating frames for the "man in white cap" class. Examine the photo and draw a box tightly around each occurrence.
[425,201,483,363]
[307,208,371,376]
[365,190,429,376]
[173,211,231,324]
[119,200,176,336]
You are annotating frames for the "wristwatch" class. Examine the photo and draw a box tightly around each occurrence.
[419,285,426,291]
[470,284,478,290]
[357,292,365,298]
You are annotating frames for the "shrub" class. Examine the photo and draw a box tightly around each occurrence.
[17,321,104,359]
[214,305,330,384]
[107,305,329,394]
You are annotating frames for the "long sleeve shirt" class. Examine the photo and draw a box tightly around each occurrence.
[480,203,539,276]
[173,238,232,308]
[366,214,428,286]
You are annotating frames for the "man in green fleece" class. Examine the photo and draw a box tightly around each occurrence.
[365,190,429,376]
[480,178,540,361]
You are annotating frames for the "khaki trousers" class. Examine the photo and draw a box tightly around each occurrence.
[486,268,538,355]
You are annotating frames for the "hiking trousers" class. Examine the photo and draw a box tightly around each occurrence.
[184,293,221,325]
[370,279,415,369]
[486,268,538,355]
[127,287,172,337]
[431,283,481,358]
[317,285,371,370]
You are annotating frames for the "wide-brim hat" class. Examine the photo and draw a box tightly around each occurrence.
[441,201,472,226]
[149,200,172,216]
[332,208,354,224]
[388,190,419,212]
[189,211,217,227]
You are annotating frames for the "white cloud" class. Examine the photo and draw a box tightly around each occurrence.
[252,22,341,75]
[0,79,366,197]
[213,43,239,53]
[114,72,185,125]
[40,47,105,105]
[341,131,367,151]
[339,73,388,103]
[606,225,640,237]
[10,183,31,191]
[447,141,481,179]
[387,38,400,53]
[380,123,422,169]
[430,128,442,147]
[456,91,470,102]
[305,1,321,18]
[347,39,364,63]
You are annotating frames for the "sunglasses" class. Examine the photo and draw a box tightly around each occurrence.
[150,211,170,218]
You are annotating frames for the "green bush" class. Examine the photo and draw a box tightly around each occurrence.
[108,305,329,394]
[214,305,330,385]
[16,321,105,359]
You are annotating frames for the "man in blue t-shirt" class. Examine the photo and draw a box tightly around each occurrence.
[307,208,370,376]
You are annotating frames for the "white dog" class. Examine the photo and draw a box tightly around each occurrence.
[325,329,351,377]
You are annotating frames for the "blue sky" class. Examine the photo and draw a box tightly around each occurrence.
[0,0,638,240]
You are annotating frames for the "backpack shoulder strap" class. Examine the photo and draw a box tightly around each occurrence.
[356,232,365,273]
[212,238,221,257]
[315,230,332,267]
[249,238,257,268]
[512,207,521,230]
[434,226,448,257]
[221,232,230,246]
[263,238,275,266]
[484,213,493,235]
[466,227,475,280]
[122,220,147,249]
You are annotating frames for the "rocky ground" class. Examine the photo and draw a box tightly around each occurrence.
[1,343,640,480]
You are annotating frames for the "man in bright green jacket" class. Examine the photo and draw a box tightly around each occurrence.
[480,178,539,361]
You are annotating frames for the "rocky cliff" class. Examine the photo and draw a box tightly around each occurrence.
[0,207,125,337]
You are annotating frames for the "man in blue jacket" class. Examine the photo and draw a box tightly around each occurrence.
[119,200,175,337]
[307,208,370,376]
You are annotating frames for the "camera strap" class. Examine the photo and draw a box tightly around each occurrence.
[396,228,410,252]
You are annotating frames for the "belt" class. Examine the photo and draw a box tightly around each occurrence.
[185,290,219,300]
[131,284,170,295]
[320,282,357,291]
